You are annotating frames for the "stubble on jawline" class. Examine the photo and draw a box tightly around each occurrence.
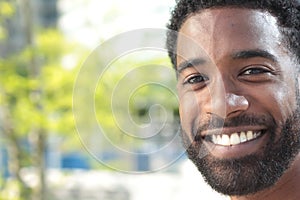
[180,110,300,196]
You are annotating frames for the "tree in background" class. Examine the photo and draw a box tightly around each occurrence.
[0,0,179,199]
[0,1,85,199]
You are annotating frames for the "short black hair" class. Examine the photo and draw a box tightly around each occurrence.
[166,0,300,69]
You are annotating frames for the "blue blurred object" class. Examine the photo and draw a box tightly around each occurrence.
[136,153,150,171]
[61,152,90,169]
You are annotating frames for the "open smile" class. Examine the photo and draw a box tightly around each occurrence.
[205,130,266,146]
[199,127,269,158]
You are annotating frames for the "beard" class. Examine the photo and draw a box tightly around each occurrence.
[180,107,300,196]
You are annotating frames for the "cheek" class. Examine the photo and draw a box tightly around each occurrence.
[253,83,297,124]
[274,86,297,121]
[270,60,299,121]
[179,92,203,132]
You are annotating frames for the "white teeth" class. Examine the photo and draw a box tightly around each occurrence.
[247,131,254,141]
[240,131,247,142]
[230,133,240,145]
[212,135,217,144]
[210,131,262,146]
[220,135,230,146]
[217,135,222,144]
[254,132,257,138]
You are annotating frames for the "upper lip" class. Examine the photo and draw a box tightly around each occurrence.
[200,126,267,137]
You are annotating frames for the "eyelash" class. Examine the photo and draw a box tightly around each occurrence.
[181,66,275,87]
[241,67,271,75]
[184,74,209,85]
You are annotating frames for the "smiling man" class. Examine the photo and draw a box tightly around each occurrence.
[166,0,300,199]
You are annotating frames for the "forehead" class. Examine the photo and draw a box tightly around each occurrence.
[177,8,284,63]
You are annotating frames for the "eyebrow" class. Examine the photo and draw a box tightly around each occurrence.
[176,58,206,75]
[176,49,278,75]
[232,49,278,63]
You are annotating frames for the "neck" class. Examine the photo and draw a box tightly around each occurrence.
[230,153,300,200]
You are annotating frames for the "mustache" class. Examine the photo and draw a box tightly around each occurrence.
[193,113,276,138]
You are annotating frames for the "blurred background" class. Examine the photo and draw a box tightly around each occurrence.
[0,0,227,199]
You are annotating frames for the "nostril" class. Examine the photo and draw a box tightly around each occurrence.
[207,92,249,119]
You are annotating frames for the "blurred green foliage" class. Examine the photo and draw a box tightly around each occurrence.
[0,28,82,147]
[0,1,14,40]
[0,0,179,198]
[0,1,88,199]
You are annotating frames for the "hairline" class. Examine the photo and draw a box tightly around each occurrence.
[168,5,300,71]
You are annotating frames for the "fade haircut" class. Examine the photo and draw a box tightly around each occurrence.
[166,0,300,69]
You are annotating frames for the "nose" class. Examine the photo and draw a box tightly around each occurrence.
[225,93,249,115]
[208,84,249,119]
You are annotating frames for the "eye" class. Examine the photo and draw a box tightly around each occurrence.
[238,65,276,83]
[241,67,271,75]
[184,74,209,84]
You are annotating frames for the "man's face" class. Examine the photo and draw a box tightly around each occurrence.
[176,8,300,195]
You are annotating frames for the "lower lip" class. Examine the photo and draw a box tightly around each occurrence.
[201,133,269,159]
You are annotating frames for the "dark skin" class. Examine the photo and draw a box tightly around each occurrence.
[176,8,300,200]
